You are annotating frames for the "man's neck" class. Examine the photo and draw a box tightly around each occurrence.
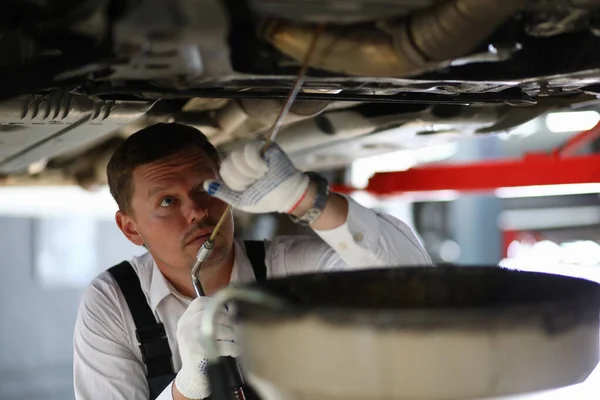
[158,247,236,298]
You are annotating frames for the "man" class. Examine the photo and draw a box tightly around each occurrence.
[73,123,432,400]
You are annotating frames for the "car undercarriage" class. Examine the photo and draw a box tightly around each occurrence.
[1,0,600,188]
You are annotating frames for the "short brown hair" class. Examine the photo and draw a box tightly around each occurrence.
[106,122,221,214]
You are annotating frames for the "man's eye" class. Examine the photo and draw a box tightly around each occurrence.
[159,196,176,207]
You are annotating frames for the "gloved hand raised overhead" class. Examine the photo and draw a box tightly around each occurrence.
[203,141,310,214]
[174,297,239,399]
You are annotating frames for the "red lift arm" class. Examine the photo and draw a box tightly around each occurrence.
[333,122,600,196]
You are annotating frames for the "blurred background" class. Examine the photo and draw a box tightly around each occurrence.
[1,109,600,400]
[4,0,600,398]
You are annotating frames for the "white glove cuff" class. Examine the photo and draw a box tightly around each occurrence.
[175,367,210,400]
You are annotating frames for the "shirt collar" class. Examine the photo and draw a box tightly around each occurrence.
[148,239,255,311]
[149,258,175,311]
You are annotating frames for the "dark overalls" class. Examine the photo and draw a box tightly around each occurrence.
[108,241,266,399]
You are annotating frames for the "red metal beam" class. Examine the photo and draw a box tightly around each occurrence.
[333,153,600,196]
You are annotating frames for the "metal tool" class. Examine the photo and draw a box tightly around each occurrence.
[261,24,325,152]
[190,207,231,297]
[188,22,325,400]
[190,21,324,297]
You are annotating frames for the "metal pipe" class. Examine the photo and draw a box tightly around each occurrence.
[264,0,526,78]
[275,110,377,154]
[213,99,330,145]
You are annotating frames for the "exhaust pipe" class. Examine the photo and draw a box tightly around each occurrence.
[264,0,526,77]
[214,98,330,141]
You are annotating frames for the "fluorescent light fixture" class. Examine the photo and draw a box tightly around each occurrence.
[391,190,461,202]
[398,184,598,202]
[350,143,457,189]
[545,110,600,133]
[496,183,600,198]
[347,184,599,201]
[499,206,600,230]
[350,150,416,189]
[507,118,541,137]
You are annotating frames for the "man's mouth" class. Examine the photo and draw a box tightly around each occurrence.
[185,229,214,247]
[189,234,210,246]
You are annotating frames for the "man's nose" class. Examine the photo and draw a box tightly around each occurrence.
[185,200,209,225]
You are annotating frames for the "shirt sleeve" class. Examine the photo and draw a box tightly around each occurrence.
[266,195,432,275]
[73,276,151,400]
[265,235,347,276]
[314,194,432,268]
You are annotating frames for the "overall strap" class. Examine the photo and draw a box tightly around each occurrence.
[244,240,267,282]
[108,261,175,399]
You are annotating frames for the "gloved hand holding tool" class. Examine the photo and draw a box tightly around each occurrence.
[175,297,240,399]
[185,137,311,400]
[203,140,311,215]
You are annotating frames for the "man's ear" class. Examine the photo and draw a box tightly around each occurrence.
[115,210,145,246]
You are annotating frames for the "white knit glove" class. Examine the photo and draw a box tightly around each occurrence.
[174,297,239,399]
[203,141,310,214]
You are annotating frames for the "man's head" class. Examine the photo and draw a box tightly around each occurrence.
[107,123,234,274]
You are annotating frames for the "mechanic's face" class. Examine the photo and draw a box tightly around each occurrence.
[117,149,233,273]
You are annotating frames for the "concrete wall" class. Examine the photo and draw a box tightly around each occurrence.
[0,216,140,400]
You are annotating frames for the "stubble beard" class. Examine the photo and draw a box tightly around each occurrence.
[140,232,231,272]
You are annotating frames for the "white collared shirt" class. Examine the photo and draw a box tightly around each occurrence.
[73,196,431,400]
